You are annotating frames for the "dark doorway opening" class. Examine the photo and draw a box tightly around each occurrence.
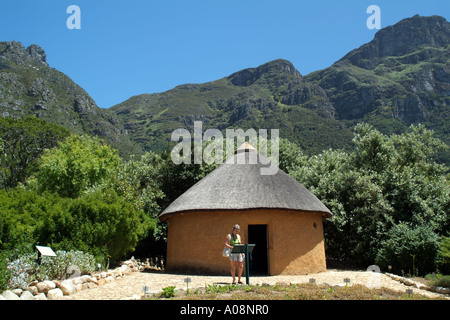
[248,225,268,275]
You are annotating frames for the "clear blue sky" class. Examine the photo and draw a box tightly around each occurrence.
[1,0,449,108]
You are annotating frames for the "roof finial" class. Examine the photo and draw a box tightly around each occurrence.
[237,142,257,153]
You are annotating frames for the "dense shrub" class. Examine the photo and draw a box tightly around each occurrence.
[0,189,53,251]
[0,251,12,292]
[36,250,96,281]
[36,135,121,198]
[436,235,450,274]
[0,188,153,265]
[35,189,154,263]
[4,250,96,290]
[375,223,440,276]
[291,124,449,273]
[0,117,70,190]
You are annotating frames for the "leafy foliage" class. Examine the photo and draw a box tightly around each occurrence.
[436,236,450,274]
[290,123,449,273]
[0,116,447,279]
[3,249,96,290]
[35,135,121,198]
[375,223,439,275]
[0,116,69,190]
[0,133,158,266]
[160,286,177,298]
[35,189,153,262]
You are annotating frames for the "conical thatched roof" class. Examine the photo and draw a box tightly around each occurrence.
[159,144,332,221]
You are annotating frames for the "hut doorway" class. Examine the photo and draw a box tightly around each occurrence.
[248,225,268,275]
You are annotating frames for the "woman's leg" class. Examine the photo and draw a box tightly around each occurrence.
[237,260,244,283]
[230,260,236,283]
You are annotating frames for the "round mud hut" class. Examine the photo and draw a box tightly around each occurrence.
[159,143,332,275]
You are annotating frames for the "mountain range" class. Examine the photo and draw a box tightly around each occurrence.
[1,14,449,163]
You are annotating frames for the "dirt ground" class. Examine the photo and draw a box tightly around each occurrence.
[70,269,449,300]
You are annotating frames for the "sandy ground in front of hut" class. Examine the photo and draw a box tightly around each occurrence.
[69,269,448,300]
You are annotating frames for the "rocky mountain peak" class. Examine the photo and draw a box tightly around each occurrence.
[0,41,48,67]
[342,15,449,69]
[227,59,302,86]
[256,59,302,77]
[26,44,48,66]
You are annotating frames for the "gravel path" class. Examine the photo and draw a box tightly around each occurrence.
[70,269,448,300]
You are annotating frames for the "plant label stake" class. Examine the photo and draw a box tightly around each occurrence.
[35,245,56,265]
[142,285,149,297]
[184,277,191,290]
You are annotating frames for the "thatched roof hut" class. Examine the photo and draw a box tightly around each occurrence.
[159,143,332,275]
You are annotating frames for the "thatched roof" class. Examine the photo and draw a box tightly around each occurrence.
[159,144,332,221]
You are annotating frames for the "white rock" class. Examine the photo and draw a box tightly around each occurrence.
[60,279,77,295]
[26,286,39,295]
[47,288,64,300]
[11,288,23,296]
[105,276,115,283]
[44,280,56,289]
[2,290,20,300]
[120,265,131,275]
[34,293,47,300]
[436,287,450,294]
[20,291,34,300]
[36,281,51,293]
[403,278,415,286]
[417,284,430,291]
[0,295,6,300]
[87,282,98,289]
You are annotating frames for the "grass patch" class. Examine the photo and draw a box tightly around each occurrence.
[148,283,446,300]
[424,274,450,288]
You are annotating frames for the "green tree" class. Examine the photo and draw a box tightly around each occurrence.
[291,123,449,271]
[0,188,45,251]
[0,134,158,263]
[375,223,439,275]
[436,235,450,274]
[0,117,69,190]
[115,151,165,219]
[35,135,121,198]
[114,151,167,253]
[35,189,153,262]
[0,187,153,263]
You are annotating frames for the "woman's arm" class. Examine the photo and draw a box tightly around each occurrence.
[225,234,233,249]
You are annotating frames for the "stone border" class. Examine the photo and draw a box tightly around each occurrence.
[0,259,147,300]
[3,266,449,300]
[385,273,450,295]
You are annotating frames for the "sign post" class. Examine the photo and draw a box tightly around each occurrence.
[231,244,255,285]
[35,245,56,265]
[184,277,191,290]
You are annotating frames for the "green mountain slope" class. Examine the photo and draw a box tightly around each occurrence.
[0,41,141,158]
[111,58,353,154]
[307,15,449,162]
[1,15,448,163]
[111,15,449,162]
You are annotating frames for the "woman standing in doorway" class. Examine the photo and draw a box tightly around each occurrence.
[225,224,245,284]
